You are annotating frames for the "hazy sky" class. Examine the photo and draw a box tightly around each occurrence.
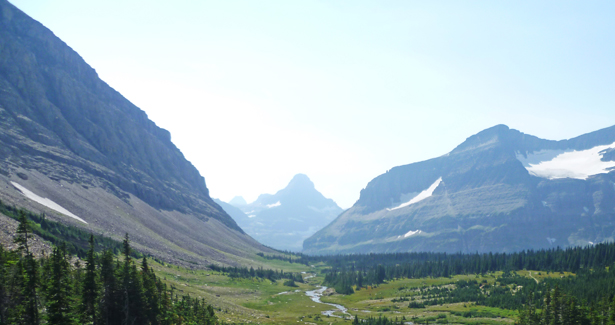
[10,1,615,208]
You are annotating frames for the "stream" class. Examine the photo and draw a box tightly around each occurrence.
[303,273,350,319]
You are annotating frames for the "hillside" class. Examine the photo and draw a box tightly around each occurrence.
[0,0,271,266]
[304,124,615,254]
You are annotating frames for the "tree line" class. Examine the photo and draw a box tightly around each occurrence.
[0,212,218,325]
[322,242,615,293]
[208,264,304,283]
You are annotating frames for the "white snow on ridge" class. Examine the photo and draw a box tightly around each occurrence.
[388,178,442,211]
[266,201,281,208]
[396,229,422,239]
[404,230,422,238]
[516,142,615,180]
[11,182,87,224]
[248,215,257,218]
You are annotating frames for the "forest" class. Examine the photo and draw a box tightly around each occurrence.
[0,212,218,325]
[2,205,615,324]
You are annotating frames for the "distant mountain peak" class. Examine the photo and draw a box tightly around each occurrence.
[229,196,247,206]
[218,173,343,251]
[285,173,315,191]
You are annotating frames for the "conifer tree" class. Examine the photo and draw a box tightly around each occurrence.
[0,245,7,324]
[99,249,119,325]
[141,257,159,325]
[15,211,40,325]
[80,235,98,324]
[46,244,76,325]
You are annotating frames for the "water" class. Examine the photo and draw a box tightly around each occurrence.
[305,286,350,318]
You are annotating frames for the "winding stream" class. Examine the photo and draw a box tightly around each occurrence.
[303,273,350,319]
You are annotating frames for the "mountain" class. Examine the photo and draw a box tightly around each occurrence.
[0,0,271,266]
[213,198,250,225]
[221,174,343,251]
[229,196,248,206]
[304,124,615,255]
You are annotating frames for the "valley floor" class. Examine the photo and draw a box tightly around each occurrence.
[151,259,570,324]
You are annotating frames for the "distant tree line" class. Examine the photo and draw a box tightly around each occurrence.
[255,252,309,265]
[0,212,218,325]
[208,264,304,283]
[322,242,615,293]
[351,314,406,325]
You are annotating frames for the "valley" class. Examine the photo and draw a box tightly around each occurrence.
[1,1,614,324]
[142,252,603,324]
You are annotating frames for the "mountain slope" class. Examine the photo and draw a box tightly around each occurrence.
[222,174,343,251]
[0,0,271,266]
[304,124,615,254]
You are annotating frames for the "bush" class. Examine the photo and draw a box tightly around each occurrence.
[408,301,425,308]
[283,279,298,287]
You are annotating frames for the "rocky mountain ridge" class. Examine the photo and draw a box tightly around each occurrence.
[304,124,615,254]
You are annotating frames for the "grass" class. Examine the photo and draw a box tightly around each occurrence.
[146,260,566,324]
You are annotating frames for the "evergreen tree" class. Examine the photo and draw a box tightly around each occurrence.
[99,249,119,325]
[14,211,40,325]
[0,245,8,324]
[46,244,76,325]
[80,235,98,324]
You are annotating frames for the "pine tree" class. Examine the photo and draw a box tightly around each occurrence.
[99,249,119,325]
[141,257,159,325]
[0,245,8,324]
[550,286,562,325]
[80,235,98,324]
[46,244,76,325]
[15,211,40,325]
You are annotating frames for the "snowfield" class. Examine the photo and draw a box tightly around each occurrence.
[388,178,442,211]
[516,142,615,180]
[266,201,281,208]
[11,182,87,224]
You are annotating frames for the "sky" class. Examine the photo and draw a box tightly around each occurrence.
[9,1,615,209]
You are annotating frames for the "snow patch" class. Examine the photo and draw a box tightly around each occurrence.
[388,178,442,211]
[546,237,556,244]
[403,230,422,238]
[516,142,615,180]
[11,182,87,224]
[266,201,281,208]
[589,241,595,245]
[248,215,257,218]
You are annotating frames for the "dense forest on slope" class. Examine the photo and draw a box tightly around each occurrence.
[0,212,219,325]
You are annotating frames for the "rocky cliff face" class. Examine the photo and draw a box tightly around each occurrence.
[221,174,343,251]
[304,124,615,254]
[0,0,269,265]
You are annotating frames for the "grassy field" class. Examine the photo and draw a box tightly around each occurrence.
[148,257,573,324]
